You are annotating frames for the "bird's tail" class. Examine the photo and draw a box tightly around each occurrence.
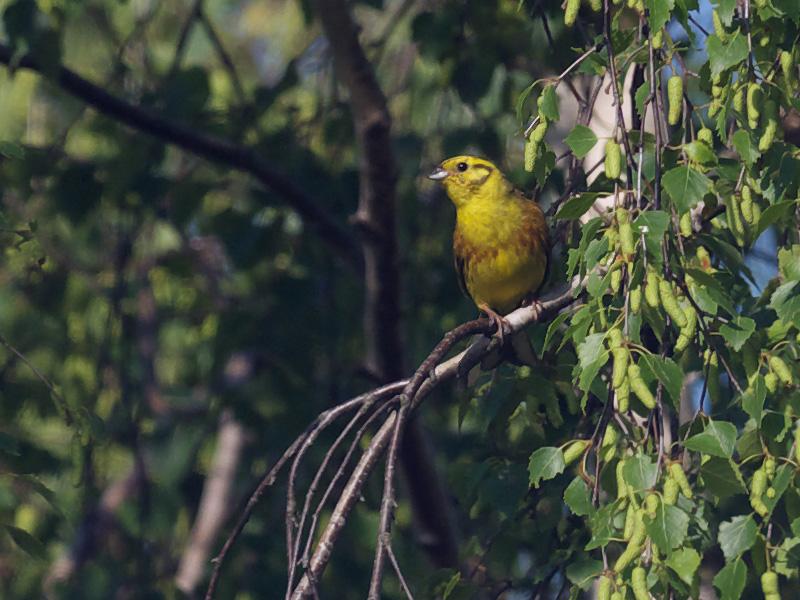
[458,329,539,384]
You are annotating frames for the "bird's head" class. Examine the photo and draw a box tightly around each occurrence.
[428,155,505,208]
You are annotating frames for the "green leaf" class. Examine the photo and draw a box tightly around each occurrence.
[731,130,760,166]
[635,81,650,118]
[770,281,800,328]
[779,246,800,281]
[662,166,712,213]
[633,210,669,261]
[528,446,565,488]
[586,502,617,550]
[645,0,675,31]
[543,310,572,353]
[701,457,746,500]
[556,193,601,220]
[742,375,766,427]
[622,454,658,491]
[763,464,793,515]
[442,572,461,599]
[719,316,756,351]
[758,201,798,238]
[684,419,737,458]
[0,141,24,159]
[565,558,604,590]
[516,81,537,123]
[539,84,559,121]
[564,126,598,159]
[564,477,593,516]
[714,0,736,24]
[718,515,757,561]
[684,268,737,316]
[577,332,608,392]
[644,504,689,555]
[706,31,749,77]
[683,141,717,165]
[4,525,46,559]
[666,547,701,585]
[639,354,683,408]
[713,558,747,600]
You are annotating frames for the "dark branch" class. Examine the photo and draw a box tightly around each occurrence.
[0,43,361,267]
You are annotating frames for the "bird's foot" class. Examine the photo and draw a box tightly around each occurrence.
[529,299,544,321]
[478,303,510,345]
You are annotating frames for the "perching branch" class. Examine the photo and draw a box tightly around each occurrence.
[201,273,584,599]
[0,44,360,267]
[315,0,460,572]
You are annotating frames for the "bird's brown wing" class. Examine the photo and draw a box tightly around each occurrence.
[453,229,471,300]
[516,188,551,296]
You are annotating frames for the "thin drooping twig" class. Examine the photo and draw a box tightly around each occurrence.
[300,399,398,566]
[315,0,460,570]
[0,44,360,267]
[0,332,73,425]
[284,396,370,598]
[204,385,402,600]
[288,279,585,599]
[367,400,412,599]
[646,15,664,211]
[524,42,605,138]
[602,0,637,184]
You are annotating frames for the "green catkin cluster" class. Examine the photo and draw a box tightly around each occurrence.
[627,363,656,409]
[781,50,795,90]
[525,120,548,172]
[697,127,713,147]
[565,0,580,26]
[645,268,660,308]
[605,139,622,180]
[614,509,646,570]
[747,82,762,129]
[669,462,693,499]
[679,211,692,237]
[704,349,721,405]
[597,575,612,600]
[651,29,663,49]
[667,76,683,125]
[658,279,687,328]
[762,571,781,600]
[631,567,649,600]
[602,425,618,462]
[794,425,800,465]
[616,208,634,258]
[563,439,590,466]
[750,462,772,517]
[759,100,780,152]
[732,82,745,113]
[769,355,793,386]
[711,10,726,41]
[728,191,746,246]
[674,304,697,352]
[525,90,552,172]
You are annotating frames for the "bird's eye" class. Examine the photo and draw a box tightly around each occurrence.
[457,162,468,172]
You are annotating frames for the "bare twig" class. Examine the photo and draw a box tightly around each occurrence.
[602,0,637,184]
[0,332,73,425]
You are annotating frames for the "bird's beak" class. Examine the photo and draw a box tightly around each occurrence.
[427,166,449,181]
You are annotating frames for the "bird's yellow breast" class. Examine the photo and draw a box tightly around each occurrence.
[454,191,547,314]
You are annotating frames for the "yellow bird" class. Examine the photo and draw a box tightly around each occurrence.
[428,155,550,340]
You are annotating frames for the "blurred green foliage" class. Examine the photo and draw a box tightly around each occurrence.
[0,0,584,597]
